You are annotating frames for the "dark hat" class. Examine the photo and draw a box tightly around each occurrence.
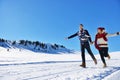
[98,27,105,31]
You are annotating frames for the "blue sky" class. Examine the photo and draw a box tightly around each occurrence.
[0,0,120,53]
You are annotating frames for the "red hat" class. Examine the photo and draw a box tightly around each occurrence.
[98,27,105,32]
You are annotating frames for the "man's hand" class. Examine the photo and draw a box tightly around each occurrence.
[65,37,69,40]
[90,42,94,45]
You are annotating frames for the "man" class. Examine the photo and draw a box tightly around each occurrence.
[66,24,97,68]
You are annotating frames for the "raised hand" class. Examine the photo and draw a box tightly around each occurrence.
[65,37,69,40]
[117,32,120,35]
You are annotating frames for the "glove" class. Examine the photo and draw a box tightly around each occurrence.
[116,32,119,35]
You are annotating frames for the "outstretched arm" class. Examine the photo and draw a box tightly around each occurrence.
[106,32,120,37]
[67,32,78,39]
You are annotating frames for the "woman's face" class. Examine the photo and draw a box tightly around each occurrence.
[98,29,102,34]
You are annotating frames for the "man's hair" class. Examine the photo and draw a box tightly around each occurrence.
[80,24,84,27]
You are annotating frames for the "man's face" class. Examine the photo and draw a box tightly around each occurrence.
[80,25,83,30]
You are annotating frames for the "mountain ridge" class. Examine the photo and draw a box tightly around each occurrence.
[0,38,73,53]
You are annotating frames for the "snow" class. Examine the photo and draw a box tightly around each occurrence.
[0,47,120,80]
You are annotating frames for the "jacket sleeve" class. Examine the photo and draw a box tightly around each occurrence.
[94,35,100,50]
[106,32,120,37]
[85,30,92,42]
[68,32,78,39]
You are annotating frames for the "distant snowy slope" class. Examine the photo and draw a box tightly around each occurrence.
[0,38,73,53]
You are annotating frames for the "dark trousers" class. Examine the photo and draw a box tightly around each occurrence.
[98,47,109,64]
[81,42,96,63]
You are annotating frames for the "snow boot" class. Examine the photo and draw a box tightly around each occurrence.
[80,63,86,68]
[93,59,97,65]
[107,54,110,59]
[103,63,107,68]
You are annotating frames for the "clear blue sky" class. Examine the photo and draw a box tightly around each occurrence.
[0,0,120,53]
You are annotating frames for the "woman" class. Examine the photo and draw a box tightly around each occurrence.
[95,27,119,68]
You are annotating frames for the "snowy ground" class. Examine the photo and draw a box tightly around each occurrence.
[0,47,120,80]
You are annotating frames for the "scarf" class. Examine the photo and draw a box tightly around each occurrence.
[95,32,108,50]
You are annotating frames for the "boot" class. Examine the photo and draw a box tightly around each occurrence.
[93,59,97,65]
[103,63,107,68]
[80,63,86,68]
[107,54,110,59]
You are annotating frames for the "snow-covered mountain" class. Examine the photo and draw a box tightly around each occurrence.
[0,38,73,53]
[0,47,120,80]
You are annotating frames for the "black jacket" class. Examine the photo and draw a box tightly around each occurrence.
[68,30,92,43]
